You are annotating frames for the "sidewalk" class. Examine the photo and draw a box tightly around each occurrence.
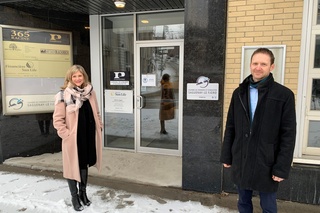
[0,163,319,213]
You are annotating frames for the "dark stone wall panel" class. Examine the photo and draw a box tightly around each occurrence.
[182,0,227,193]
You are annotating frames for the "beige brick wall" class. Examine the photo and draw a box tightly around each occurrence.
[223,0,303,129]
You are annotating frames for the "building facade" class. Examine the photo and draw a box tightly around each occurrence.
[0,0,319,205]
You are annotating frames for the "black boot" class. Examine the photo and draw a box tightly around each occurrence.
[79,169,91,206]
[67,179,84,211]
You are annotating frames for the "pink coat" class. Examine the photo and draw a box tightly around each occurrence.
[53,90,103,182]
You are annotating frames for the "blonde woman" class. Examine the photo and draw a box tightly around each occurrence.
[53,65,102,211]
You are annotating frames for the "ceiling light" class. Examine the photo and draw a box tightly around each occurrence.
[114,0,126,8]
[141,20,149,24]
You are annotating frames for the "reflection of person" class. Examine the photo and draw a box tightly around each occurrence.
[35,113,52,136]
[53,65,103,211]
[220,48,296,213]
[159,73,174,134]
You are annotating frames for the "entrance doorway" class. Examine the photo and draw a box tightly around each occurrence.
[136,41,183,156]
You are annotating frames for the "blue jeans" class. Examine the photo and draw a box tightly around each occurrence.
[237,187,277,213]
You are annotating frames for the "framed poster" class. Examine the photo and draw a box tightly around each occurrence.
[0,25,73,115]
[241,45,286,84]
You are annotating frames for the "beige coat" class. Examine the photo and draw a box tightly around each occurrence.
[53,90,103,182]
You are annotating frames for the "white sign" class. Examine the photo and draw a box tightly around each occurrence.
[105,90,133,114]
[187,83,219,100]
[141,74,156,87]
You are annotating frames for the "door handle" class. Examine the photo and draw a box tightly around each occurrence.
[137,95,146,109]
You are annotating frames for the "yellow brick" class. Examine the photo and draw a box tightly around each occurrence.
[246,10,265,16]
[274,13,294,20]
[228,22,246,27]
[273,25,293,30]
[265,8,284,14]
[255,14,273,21]
[275,2,294,8]
[246,0,266,5]
[284,7,303,13]
[273,36,293,41]
[228,0,247,6]
[264,31,282,36]
[237,37,254,42]
[284,19,302,25]
[264,19,283,25]
[255,26,273,31]
[246,20,264,26]
[255,4,275,10]
[237,16,255,22]
[254,37,273,42]
[237,5,255,11]
[283,30,302,36]
[236,26,254,32]
[228,11,246,17]
[228,32,245,38]
[246,32,263,37]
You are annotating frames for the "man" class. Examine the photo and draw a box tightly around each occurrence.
[220,48,296,213]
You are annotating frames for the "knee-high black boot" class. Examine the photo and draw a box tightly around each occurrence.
[67,179,84,211]
[79,169,91,206]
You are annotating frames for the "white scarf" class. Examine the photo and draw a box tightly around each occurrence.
[64,83,93,113]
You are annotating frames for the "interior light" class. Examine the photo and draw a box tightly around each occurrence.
[141,20,149,24]
[114,0,126,8]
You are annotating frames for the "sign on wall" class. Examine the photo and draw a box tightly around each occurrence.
[0,25,72,115]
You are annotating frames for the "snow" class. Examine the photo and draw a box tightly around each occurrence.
[0,171,236,213]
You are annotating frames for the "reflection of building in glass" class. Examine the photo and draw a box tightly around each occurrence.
[311,79,320,110]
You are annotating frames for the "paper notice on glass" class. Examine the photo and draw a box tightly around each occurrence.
[105,90,133,114]
[187,83,219,100]
[141,74,156,87]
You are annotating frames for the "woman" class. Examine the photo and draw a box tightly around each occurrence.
[159,73,175,134]
[53,65,102,211]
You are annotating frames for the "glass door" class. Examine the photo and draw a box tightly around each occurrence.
[136,41,183,155]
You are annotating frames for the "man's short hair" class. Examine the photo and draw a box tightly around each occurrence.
[251,48,275,65]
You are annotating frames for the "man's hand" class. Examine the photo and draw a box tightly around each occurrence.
[223,164,231,168]
[272,175,284,182]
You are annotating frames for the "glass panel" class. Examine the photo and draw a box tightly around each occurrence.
[140,46,179,150]
[307,121,320,148]
[314,35,320,68]
[317,0,320,25]
[102,15,134,149]
[137,12,184,40]
[311,79,320,110]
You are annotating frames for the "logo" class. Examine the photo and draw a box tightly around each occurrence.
[114,72,126,79]
[26,61,34,68]
[196,76,210,88]
[9,43,18,50]
[50,34,62,42]
[8,98,24,110]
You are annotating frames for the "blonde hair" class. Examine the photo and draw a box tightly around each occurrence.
[61,64,90,89]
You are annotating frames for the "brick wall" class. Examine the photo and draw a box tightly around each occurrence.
[223,0,303,126]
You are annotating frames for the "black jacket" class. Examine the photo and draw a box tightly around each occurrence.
[220,74,296,192]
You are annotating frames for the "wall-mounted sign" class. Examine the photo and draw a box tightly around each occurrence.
[141,74,156,87]
[0,25,72,115]
[105,90,133,114]
[187,76,219,100]
[110,71,130,85]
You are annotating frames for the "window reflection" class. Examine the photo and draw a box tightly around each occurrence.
[137,12,184,40]
[102,15,134,149]
[311,79,320,110]
[308,121,320,148]
[318,0,320,25]
[314,35,320,68]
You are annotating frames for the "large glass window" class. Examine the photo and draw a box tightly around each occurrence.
[314,35,320,68]
[311,79,320,110]
[102,15,134,149]
[137,12,184,40]
[308,121,320,148]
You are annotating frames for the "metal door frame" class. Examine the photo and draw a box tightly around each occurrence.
[135,40,184,156]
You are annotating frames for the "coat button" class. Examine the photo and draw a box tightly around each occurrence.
[245,133,249,137]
